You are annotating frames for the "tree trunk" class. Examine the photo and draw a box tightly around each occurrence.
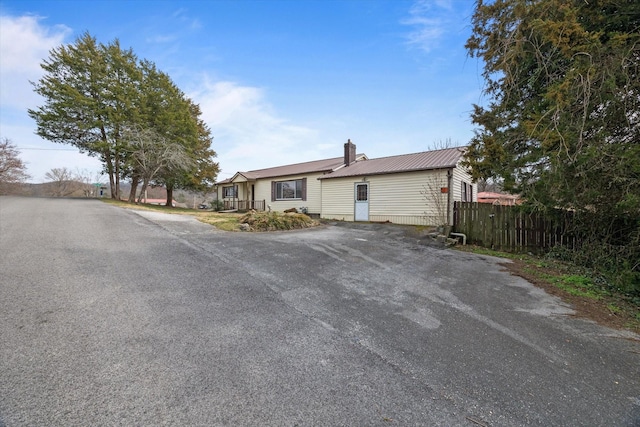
[104,155,117,199]
[166,184,174,207]
[128,176,139,203]
[137,178,150,204]
[114,151,121,200]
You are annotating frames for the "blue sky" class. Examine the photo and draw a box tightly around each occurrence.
[0,0,483,183]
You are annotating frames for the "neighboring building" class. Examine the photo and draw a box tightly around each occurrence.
[142,198,177,207]
[215,141,476,226]
[477,191,519,206]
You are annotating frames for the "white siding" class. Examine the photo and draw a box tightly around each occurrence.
[321,163,476,226]
[321,177,357,222]
[254,173,324,214]
[452,166,476,202]
[321,170,451,226]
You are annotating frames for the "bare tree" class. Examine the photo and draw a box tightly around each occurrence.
[122,126,194,204]
[428,138,455,151]
[74,168,98,197]
[420,174,449,227]
[44,167,77,197]
[0,138,30,194]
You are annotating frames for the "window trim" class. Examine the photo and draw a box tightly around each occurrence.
[461,181,473,202]
[222,185,237,199]
[271,178,307,201]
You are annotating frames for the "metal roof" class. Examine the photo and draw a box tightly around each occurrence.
[220,154,367,183]
[318,147,466,179]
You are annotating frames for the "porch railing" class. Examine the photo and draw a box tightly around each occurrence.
[222,199,266,211]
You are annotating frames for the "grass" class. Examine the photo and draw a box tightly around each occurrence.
[102,199,245,231]
[100,199,317,232]
[456,245,640,334]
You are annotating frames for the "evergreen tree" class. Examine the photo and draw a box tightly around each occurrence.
[29,33,219,203]
[465,0,640,291]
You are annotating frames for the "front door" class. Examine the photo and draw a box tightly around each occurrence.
[354,183,369,221]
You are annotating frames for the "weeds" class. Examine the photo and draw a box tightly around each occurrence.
[457,244,640,333]
[239,211,318,231]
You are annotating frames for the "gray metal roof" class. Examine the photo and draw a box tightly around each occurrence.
[225,154,367,181]
[318,147,466,179]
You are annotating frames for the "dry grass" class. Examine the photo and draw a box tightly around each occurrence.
[100,200,318,232]
[238,210,318,231]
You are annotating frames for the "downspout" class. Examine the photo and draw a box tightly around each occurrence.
[446,168,453,226]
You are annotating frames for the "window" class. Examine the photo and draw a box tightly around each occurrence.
[461,182,473,202]
[223,185,237,198]
[276,180,302,199]
[271,178,306,201]
[356,183,368,201]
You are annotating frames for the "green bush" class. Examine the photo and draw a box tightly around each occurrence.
[548,240,640,297]
[210,199,224,211]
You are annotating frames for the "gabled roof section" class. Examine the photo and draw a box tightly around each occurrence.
[318,147,466,180]
[224,153,367,182]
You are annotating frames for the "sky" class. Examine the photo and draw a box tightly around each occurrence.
[0,0,485,183]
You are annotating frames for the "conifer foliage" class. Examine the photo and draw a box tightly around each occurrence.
[465,0,640,292]
[29,33,219,203]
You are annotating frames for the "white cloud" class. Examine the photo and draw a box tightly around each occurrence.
[0,14,103,182]
[0,14,70,110]
[401,0,453,53]
[189,77,336,178]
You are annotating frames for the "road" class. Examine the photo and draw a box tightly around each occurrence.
[1,196,638,426]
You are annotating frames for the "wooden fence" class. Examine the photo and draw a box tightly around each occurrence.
[453,202,577,254]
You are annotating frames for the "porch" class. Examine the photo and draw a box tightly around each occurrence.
[222,199,266,212]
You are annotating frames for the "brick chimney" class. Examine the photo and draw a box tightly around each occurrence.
[344,139,356,166]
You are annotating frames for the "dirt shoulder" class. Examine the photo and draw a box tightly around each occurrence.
[494,255,639,336]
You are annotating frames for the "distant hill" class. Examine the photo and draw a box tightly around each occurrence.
[2,181,216,209]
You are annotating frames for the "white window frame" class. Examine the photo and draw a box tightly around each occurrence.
[275,179,303,200]
[223,185,237,198]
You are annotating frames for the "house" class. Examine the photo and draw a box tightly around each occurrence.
[477,191,519,206]
[215,140,476,226]
[215,141,367,215]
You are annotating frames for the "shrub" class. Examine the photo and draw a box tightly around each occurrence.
[210,199,224,211]
[239,210,317,231]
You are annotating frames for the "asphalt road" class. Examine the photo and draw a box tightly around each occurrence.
[1,196,638,426]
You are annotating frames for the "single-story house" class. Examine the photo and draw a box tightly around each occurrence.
[215,140,476,226]
[215,141,367,215]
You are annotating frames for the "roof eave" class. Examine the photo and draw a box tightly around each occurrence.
[318,164,459,180]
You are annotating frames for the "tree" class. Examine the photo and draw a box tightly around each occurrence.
[30,33,219,204]
[29,33,142,200]
[44,167,76,197]
[150,95,219,207]
[465,0,640,291]
[0,138,30,193]
[122,126,194,203]
[74,168,100,197]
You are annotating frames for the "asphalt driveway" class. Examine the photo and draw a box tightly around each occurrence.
[1,197,638,426]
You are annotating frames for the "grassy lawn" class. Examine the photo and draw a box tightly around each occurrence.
[101,199,244,231]
[100,199,318,231]
[456,245,640,335]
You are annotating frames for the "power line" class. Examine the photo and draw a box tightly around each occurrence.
[17,147,78,151]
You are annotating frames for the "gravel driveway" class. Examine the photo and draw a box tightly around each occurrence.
[1,197,638,426]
